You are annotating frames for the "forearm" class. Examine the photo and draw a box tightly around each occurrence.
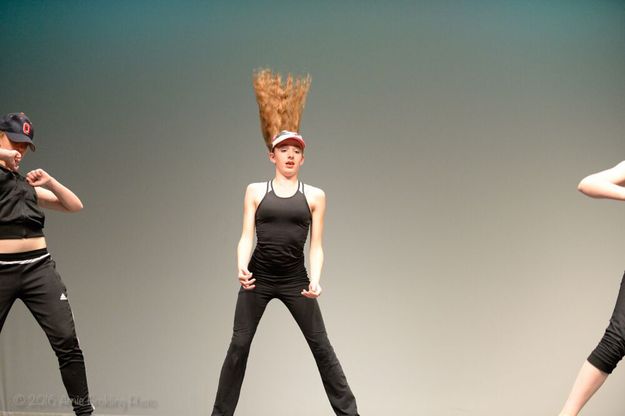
[309,246,324,284]
[578,177,625,200]
[237,237,254,270]
[45,178,83,211]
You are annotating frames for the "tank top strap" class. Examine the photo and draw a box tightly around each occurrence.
[267,180,273,193]
[299,181,305,193]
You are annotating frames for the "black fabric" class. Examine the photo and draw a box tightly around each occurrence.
[0,254,93,415]
[248,181,311,281]
[0,247,48,261]
[0,165,45,238]
[211,278,359,416]
[588,271,625,374]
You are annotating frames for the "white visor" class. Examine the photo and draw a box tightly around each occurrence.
[271,131,306,149]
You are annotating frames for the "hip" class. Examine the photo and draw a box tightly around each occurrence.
[248,258,308,282]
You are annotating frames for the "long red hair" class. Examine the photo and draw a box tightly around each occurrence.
[253,68,311,151]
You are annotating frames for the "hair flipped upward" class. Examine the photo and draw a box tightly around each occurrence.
[253,68,311,151]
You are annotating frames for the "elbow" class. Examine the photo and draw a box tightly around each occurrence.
[238,235,253,248]
[310,244,324,257]
[577,176,593,196]
[68,201,84,212]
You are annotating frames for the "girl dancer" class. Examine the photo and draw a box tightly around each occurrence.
[211,70,359,416]
[0,112,93,415]
[559,160,625,416]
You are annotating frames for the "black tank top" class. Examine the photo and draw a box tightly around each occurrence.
[248,180,312,281]
[0,165,45,239]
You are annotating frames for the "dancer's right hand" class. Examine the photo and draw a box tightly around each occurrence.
[238,268,256,290]
[0,149,21,171]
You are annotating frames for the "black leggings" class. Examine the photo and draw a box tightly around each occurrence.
[588,271,625,374]
[211,277,359,416]
[0,249,93,416]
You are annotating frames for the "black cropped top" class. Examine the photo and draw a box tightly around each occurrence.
[0,165,45,239]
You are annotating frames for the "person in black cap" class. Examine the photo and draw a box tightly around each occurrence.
[558,160,625,416]
[211,70,359,416]
[0,112,94,415]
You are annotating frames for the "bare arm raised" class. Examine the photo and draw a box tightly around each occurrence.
[0,148,22,171]
[578,161,625,201]
[29,169,83,212]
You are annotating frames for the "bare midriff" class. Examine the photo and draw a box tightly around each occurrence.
[0,237,47,254]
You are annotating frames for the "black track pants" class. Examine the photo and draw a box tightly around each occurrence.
[0,249,93,416]
[211,278,359,416]
[588,271,625,374]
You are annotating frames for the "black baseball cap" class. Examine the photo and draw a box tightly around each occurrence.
[0,112,36,151]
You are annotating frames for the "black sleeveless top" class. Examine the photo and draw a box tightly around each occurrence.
[0,165,45,239]
[248,180,312,281]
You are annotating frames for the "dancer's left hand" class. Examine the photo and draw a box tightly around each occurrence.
[302,282,322,298]
[26,169,53,187]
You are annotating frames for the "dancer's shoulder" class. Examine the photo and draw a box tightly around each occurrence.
[245,182,270,203]
[246,181,267,191]
[303,183,326,204]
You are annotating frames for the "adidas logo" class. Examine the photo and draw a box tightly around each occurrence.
[60,293,68,301]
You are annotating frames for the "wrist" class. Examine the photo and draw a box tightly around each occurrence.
[43,176,59,190]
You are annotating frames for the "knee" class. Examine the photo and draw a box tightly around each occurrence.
[228,331,254,357]
[307,330,329,348]
[222,332,254,370]
[50,332,84,364]
[308,333,337,363]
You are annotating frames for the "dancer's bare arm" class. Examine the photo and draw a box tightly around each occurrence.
[303,185,325,298]
[0,148,21,171]
[237,183,262,289]
[578,161,625,200]
[29,169,83,212]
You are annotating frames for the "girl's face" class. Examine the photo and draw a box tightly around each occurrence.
[0,133,29,157]
[270,141,304,175]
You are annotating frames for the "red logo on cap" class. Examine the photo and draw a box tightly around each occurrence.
[23,122,31,135]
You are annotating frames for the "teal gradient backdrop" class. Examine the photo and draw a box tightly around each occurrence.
[1,1,624,415]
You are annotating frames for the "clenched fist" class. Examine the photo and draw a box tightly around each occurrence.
[26,169,53,187]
